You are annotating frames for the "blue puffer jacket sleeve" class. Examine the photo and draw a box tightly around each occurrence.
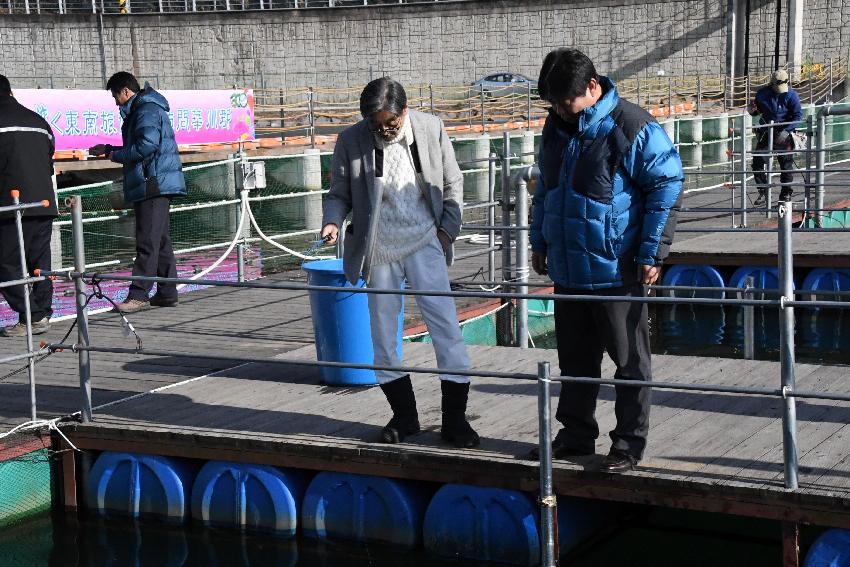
[111,106,160,166]
[624,122,684,266]
[783,90,802,132]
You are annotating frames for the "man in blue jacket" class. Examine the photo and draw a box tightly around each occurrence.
[90,72,187,313]
[750,69,802,205]
[530,49,683,472]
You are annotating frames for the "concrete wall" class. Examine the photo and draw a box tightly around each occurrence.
[0,0,846,90]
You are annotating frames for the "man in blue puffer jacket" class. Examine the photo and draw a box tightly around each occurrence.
[530,49,683,472]
[90,72,187,313]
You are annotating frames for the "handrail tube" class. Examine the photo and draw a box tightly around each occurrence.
[11,192,38,422]
[778,201,799,489]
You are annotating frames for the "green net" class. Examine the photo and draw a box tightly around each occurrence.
[0,429,52,531]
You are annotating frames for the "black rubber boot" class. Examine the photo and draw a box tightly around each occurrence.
[378,375,421,443]
[440,380,480,448]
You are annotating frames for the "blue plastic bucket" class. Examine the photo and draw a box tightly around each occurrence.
[302,258,402,385]
[804,528,850,566]
[190,462,309,536]
[301,472,430,549]
[86,452,196,522]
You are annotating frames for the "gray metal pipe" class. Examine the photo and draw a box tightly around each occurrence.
[537,361,556,567]
[237,243,245,283]
[816,111,827,227]
[743,276,755,360]
[11,192,37,422]
[778,201,799,490]
[741,112,751,227]
[69,196,92,423]
[499,132,514,346]
[0,275,47,290]
[766,120,774,219]
[515,175,529,349]
[488,152,497,284]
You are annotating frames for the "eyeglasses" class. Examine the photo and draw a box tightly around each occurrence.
[369,124,401,135]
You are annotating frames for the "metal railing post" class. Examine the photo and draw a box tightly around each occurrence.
[804,114,814,224]
[696,74,702,115]
[480,86,485,132]
[741,112,751,227]
[668,76,673,118]
[69,196,92,423]
[526,81,532,130]
[537,361,557,567]
[636,76,641,107]
[815,110,826,227]
[828,58,834,102]
[11,192,37,421]
[743,276,755,359]
[778,201,798,490]
[237,243,245,282]
[429,83,434,114]
[307,88,316,149]
[515,174,529,349]
[497,132,515,346]
[488,152,497,284]
[766,120,774,219]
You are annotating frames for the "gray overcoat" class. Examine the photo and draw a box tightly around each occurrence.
[322,109,464,284]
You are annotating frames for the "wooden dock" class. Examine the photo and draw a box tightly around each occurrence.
[2,273,849,530]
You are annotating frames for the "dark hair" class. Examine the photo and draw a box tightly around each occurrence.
[538,49,598,101]
[359,77,407,118]
[106,71,140,95]
[0,75,11,96]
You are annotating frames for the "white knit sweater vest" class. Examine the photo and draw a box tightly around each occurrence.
[371,117,436,265]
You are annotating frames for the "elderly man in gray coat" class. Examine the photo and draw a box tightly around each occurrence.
[321,77,478,449]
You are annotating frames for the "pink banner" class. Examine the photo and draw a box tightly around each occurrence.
[16,89,255,151]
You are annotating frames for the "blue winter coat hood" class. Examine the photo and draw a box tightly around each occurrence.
[110,84,186,203]
[530,77,684,290]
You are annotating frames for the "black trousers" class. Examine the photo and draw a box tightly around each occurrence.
[0,217,54,322]
[553,283,652,459]
[128,196,177,301]
[753,137,795,195]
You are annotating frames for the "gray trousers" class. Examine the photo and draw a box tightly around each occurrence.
[367,235,471,384]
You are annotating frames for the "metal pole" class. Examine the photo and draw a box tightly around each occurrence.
[696,74,702,115]
[429,83,434,114]
[498,132,514,346]
[668,76,673,118]
[70,197,92,423]
[743,275,755,359]
[516,175,529,349]
[488,152,497,284]
[636,76,641,107]
[308,88,315,149]
[804,115,813,224]
[741,112,751,227]
[527,82,532,130]
[11,192,37,422]
[237,243,245,282]
[731,117,737,228]
[815,111,826,227]
[538,361,557,567]
[778,201,798,490]
[766,120,774,218]
[480,86,485,133]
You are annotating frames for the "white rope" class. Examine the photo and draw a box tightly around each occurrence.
[244,192,333,261]
[0,417,81,453]
[175,191,249,290]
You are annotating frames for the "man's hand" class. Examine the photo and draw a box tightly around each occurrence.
[531,251,548,276]
[88,144,108,157]
[437,229,452,256]
[321,223,339,245]
[639,264,660,285]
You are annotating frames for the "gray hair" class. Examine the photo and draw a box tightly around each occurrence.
[359,77,407,118]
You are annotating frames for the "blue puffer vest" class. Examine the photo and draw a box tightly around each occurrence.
[530,77,684,290]
[111,85,187,203]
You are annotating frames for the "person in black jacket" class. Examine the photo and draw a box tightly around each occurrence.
[0,74,58,337]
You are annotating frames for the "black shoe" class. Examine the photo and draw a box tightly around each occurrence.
[598,449,638,473]
[779,191,793,202]
[440,380,480,448]
[527,437,595,461]
[753,192,766,206]
[378,375,420,443]
[150,294,179,307]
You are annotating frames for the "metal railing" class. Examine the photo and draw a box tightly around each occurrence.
[31,192,850,567]
[0,0,452,14]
